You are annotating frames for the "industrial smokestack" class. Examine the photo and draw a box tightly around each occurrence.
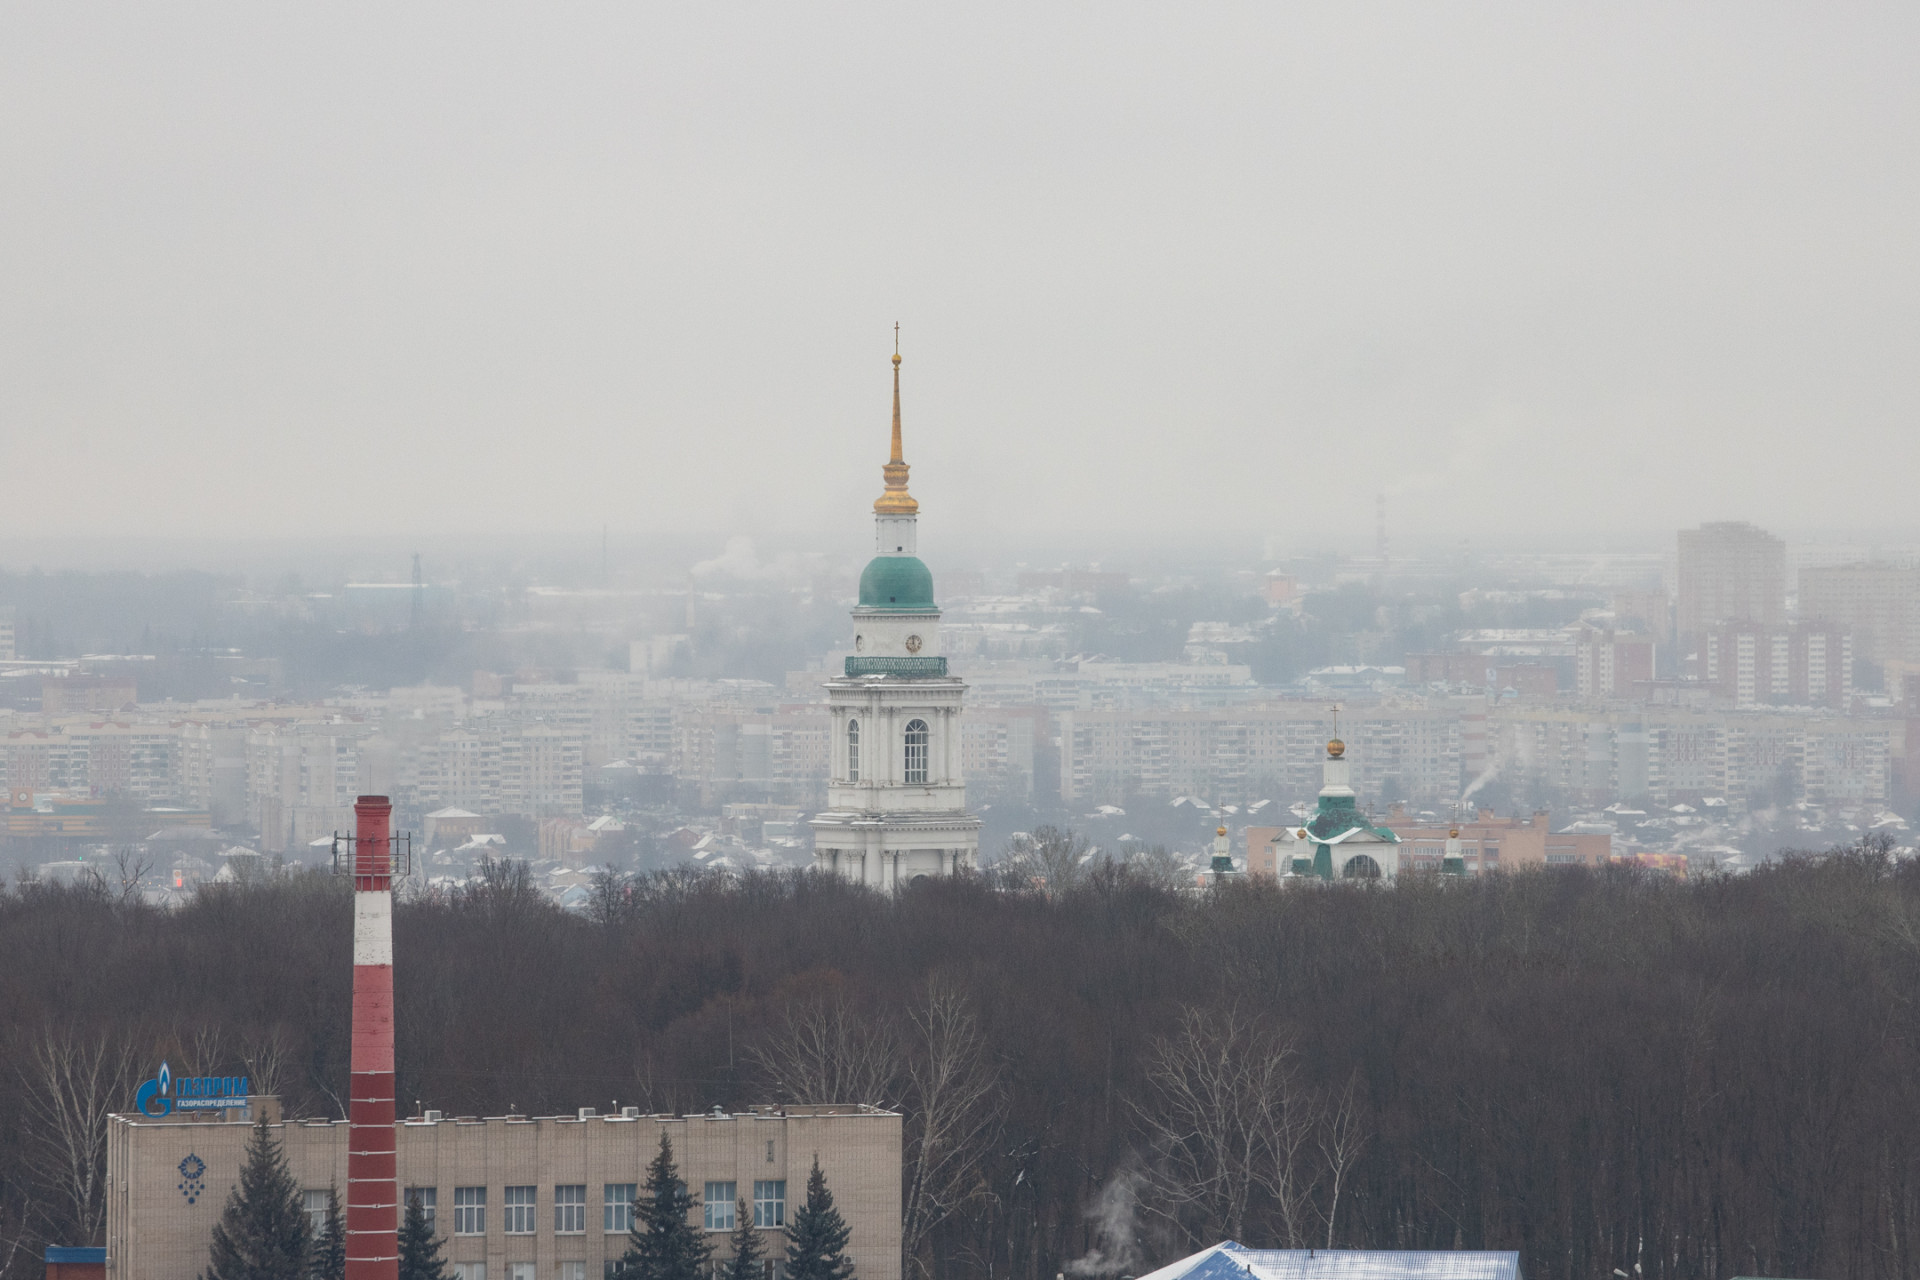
[348,796,398,1280]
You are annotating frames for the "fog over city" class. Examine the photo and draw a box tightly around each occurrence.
[4,4,1918,546]
[13,13,1920,1280]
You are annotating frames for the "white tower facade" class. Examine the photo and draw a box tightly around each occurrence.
[811,342,982,886]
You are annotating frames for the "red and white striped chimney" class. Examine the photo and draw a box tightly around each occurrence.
[347,796,398,1280]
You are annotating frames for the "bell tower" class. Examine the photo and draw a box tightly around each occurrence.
[810,334,982,886]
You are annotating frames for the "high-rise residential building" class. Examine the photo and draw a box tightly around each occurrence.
[1611,590,1673,646]
[1574,625,1657,700]
[1799,562,1920,668]
[1703,621,1851,708]
[810,341,981,885]
[1676,522,1786,649]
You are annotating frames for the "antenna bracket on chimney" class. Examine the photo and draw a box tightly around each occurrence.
[330,831,413,878]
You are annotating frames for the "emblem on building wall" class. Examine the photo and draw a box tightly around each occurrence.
[177,1154,206,1204]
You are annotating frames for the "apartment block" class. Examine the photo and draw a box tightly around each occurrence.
[1703,621,1851,707]
[1057,705,1460,807]
[1386,810,1611,875]
[247,721,373,853]
[1574,626,1656,700]
[671,706,831,807]
[1799,562,1920,667]
[1488,705,1893,808]
[960,706,1044,802]
[1677,521,1786,646]
[1,722,214,810]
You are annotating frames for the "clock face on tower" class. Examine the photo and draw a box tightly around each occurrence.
[905,634,923,653]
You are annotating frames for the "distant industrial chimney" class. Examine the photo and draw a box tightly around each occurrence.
[348,796,398,1280]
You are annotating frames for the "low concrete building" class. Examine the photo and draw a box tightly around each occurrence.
[107,1105,901,1280]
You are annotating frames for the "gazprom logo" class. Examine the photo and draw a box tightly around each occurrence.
[134,1062,249,1118]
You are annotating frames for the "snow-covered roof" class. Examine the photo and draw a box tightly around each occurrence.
[1139,1242,1521,1280]
[427,807,481,819]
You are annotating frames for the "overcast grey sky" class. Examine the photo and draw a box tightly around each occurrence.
[2,4,1915,550]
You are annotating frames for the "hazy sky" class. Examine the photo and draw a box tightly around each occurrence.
[3,4,1916,552]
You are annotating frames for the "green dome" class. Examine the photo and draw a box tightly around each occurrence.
[858,555,936,610]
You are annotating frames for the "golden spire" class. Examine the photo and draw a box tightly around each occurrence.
[875,322,918,515]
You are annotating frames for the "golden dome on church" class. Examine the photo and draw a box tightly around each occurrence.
[1327,738,1346,758]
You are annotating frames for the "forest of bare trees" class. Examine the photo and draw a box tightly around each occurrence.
[5,842,1920,1280]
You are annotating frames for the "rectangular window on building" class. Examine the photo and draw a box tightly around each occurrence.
[303,1189,330,1239]
[509,1264,535,1280]
[555,1185,587,1234]
[454,1264,485,1280]
[559,1264,585,1280]
[703,1183,737,1232]
[453,1187,486,1235]
[406,1187,438,1232]
[605,1184,637,1234]
[503,1186,536,1235]
[604,1262,629,1280]
[752,1182,786,1229]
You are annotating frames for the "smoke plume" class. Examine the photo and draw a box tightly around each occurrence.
[1065,1163,1146,1277]
[1461,760,1502,806]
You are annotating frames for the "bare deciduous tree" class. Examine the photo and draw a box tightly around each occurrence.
[1133,1005,1320,1247]
[182,1025,228,1080]
[1317,1070,1367,1248]
[242,1030,292,1103]
[996,827,1093,893]
[18,1030,137,1245]
[1119,843,1193,892]
[901,981,1004,1279]
[750,995,902,1108]
[111,846,155,905]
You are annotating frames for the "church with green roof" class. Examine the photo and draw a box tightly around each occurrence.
[1273,735,1403,880]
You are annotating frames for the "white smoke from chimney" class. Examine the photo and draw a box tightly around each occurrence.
[1461,759,1502,806]
[1065,1163,1146,1277]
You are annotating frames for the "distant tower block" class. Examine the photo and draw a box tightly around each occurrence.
[810,332,982,886]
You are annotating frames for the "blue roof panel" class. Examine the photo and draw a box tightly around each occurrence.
[1141,1244,1520,1280]
[45,1248,107,1265]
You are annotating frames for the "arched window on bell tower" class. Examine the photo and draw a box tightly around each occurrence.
[847,718,861,782]
[904,719,929,784]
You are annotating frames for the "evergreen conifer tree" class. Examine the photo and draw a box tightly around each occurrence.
[721,1200,762,1280]
[309,1188,345,1280]
[784,1158,854,1280]
[203,1114,312,1280]
[398,1190,451,1280]
[621,1132,712,1280]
